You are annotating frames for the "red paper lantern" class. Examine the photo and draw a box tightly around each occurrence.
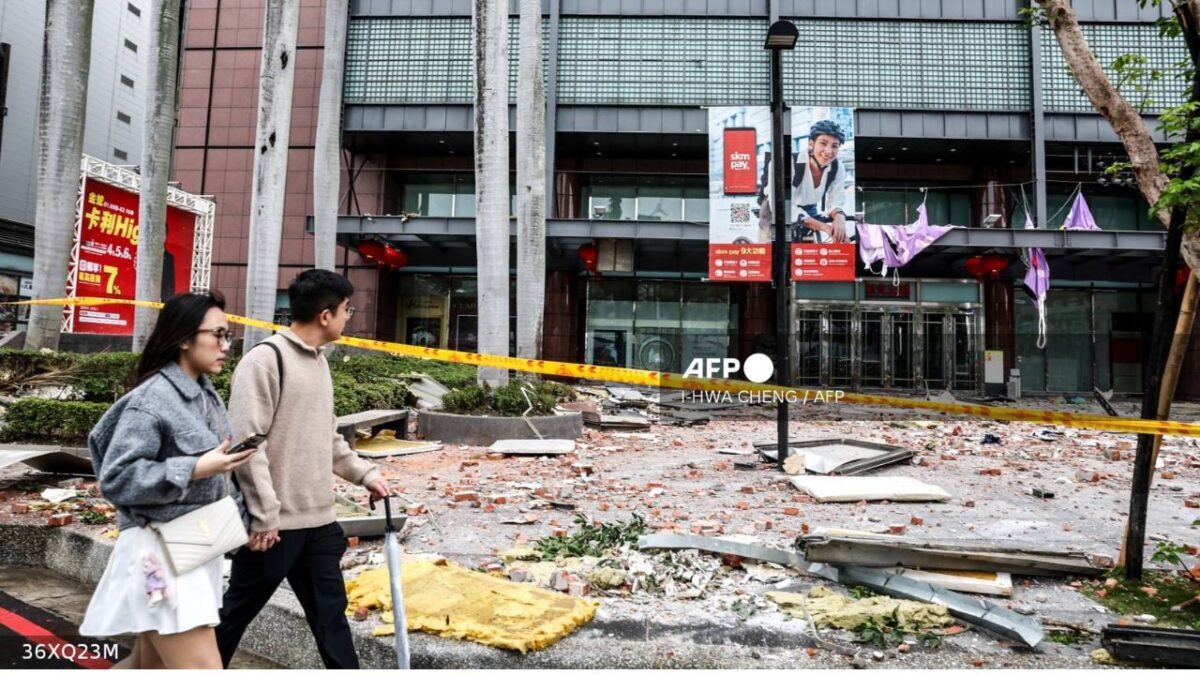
[966,254,1009,280]
[578,242,598,272]
[382,245,408,269]
[357,240,387,264]
[1176,265,1192,291]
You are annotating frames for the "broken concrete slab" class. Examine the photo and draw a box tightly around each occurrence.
[489,439,576,456]
[800,531,1107,577]
[636,533,808,569]
[789,476,951,503]
[0,445,94,476]
[805,562,1044,648]
[409,376,449,410]
[755,438,914,475]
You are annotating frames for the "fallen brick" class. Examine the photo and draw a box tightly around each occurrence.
[910,515,924,526]
[568,579,591,596]
[800,522,810,534]
[978,468,1002,476]
[405,503,426,516]
[352,606,370,621]
[1161,470,1177,480]
[346,536,360,548]
[736,501,749,510]
[888,524,907,535]
[11,502,29,515]
[1184,498,1200,509]
[740,486,756,494]
[963,500,975,507]
[754,519,773,532]
[783,507,801,516]
[47,512,72,527]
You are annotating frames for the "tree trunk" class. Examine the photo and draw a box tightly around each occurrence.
[473,0,510,386]
[516,0,546,362]
[1037,0,1200,270]
[243,0,300,348]
[133,0,183,352]
[27,0,95,350]
[313,0,348,272]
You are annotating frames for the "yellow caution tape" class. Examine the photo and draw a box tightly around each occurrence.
[14,296,1200,438]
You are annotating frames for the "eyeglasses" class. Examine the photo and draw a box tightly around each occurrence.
[346,306,357,319]
[196,328,233,346]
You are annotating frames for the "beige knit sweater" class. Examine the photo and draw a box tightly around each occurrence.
[229,330,381,532]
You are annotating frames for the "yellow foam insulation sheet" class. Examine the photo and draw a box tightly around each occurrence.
[354,430,442,458]
[345,559,598,653]
[766,586,954,631]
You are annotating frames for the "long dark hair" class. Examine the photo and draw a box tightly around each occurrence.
[135,291,227,386]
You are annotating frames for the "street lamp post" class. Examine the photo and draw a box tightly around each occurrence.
[765,21,798,470]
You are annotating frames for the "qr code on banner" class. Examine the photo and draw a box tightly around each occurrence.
[730,203,751,224]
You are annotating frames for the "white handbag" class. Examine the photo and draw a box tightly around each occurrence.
[149,472,248,576]
[147,390,249,576]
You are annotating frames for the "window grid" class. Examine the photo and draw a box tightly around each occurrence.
[1041,24,1187,113]
[558,18,770,105]
[116,111,131,124]
[783,20,1029,110]
[344,18,545,104]
[120,74,135,88]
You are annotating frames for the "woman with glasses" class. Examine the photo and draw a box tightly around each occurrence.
[80,291,256,669]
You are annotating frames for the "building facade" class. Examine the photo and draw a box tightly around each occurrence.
[0,0,150,328]
[172,0,1200,397]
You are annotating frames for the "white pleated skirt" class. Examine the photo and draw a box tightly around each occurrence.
[79,525,224,637]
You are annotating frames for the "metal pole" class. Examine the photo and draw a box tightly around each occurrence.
[0,43,10,164]
[770,47,790,469]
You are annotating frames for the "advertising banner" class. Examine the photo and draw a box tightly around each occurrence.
[68,177,197,334]
[791,243,857,282]
[790,106,857,247]
[708,106,773,282]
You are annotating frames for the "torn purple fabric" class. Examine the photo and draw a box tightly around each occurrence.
[1022,214,1050,348]
[1062,193,1101,231]
[856,204,956,276]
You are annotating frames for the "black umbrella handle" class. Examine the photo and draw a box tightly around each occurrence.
[369,495,397,533]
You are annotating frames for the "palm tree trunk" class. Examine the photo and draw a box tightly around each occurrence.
[133,0,182,352]
[473,0,510,385]
[313,0,348,272]
[243,0,300,348]
[516,0,546,362]
[27,0,95,350]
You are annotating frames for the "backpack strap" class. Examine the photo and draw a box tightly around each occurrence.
[820,158,839,212]
[250,340,284,411]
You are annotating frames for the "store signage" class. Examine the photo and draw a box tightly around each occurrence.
[791,243,856,281]
[708,107,773,282]
[722,128,758,195]
[710,243,771,281]
[66,177,198,334]
[864,281,912,300]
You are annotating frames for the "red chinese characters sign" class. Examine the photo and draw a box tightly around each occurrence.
[709,243,771,281]
[791,243,857,282]
[67,178,197,334]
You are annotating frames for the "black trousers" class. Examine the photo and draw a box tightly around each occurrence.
[216,522,358,669]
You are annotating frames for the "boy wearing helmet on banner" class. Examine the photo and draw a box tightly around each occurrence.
[792,119,851,244]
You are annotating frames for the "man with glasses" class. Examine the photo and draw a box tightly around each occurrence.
[216,269,388,668]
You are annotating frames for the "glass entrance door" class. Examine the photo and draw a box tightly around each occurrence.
[792,304,979,392]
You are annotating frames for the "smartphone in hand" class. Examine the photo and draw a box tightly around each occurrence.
[226,434,267,454]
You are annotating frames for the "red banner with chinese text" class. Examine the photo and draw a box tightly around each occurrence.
[791,243,857,282]
[708,243,771,281]
[68,178,197,334]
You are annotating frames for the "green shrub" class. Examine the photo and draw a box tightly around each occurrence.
[0,398,109,444]
[493,381,557,416]
[0,350,81,396]
[442,384,488,414]
[74,352,140,402]
[330,370,408,417]
[441,379,575,417]
[330,353,477,390]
